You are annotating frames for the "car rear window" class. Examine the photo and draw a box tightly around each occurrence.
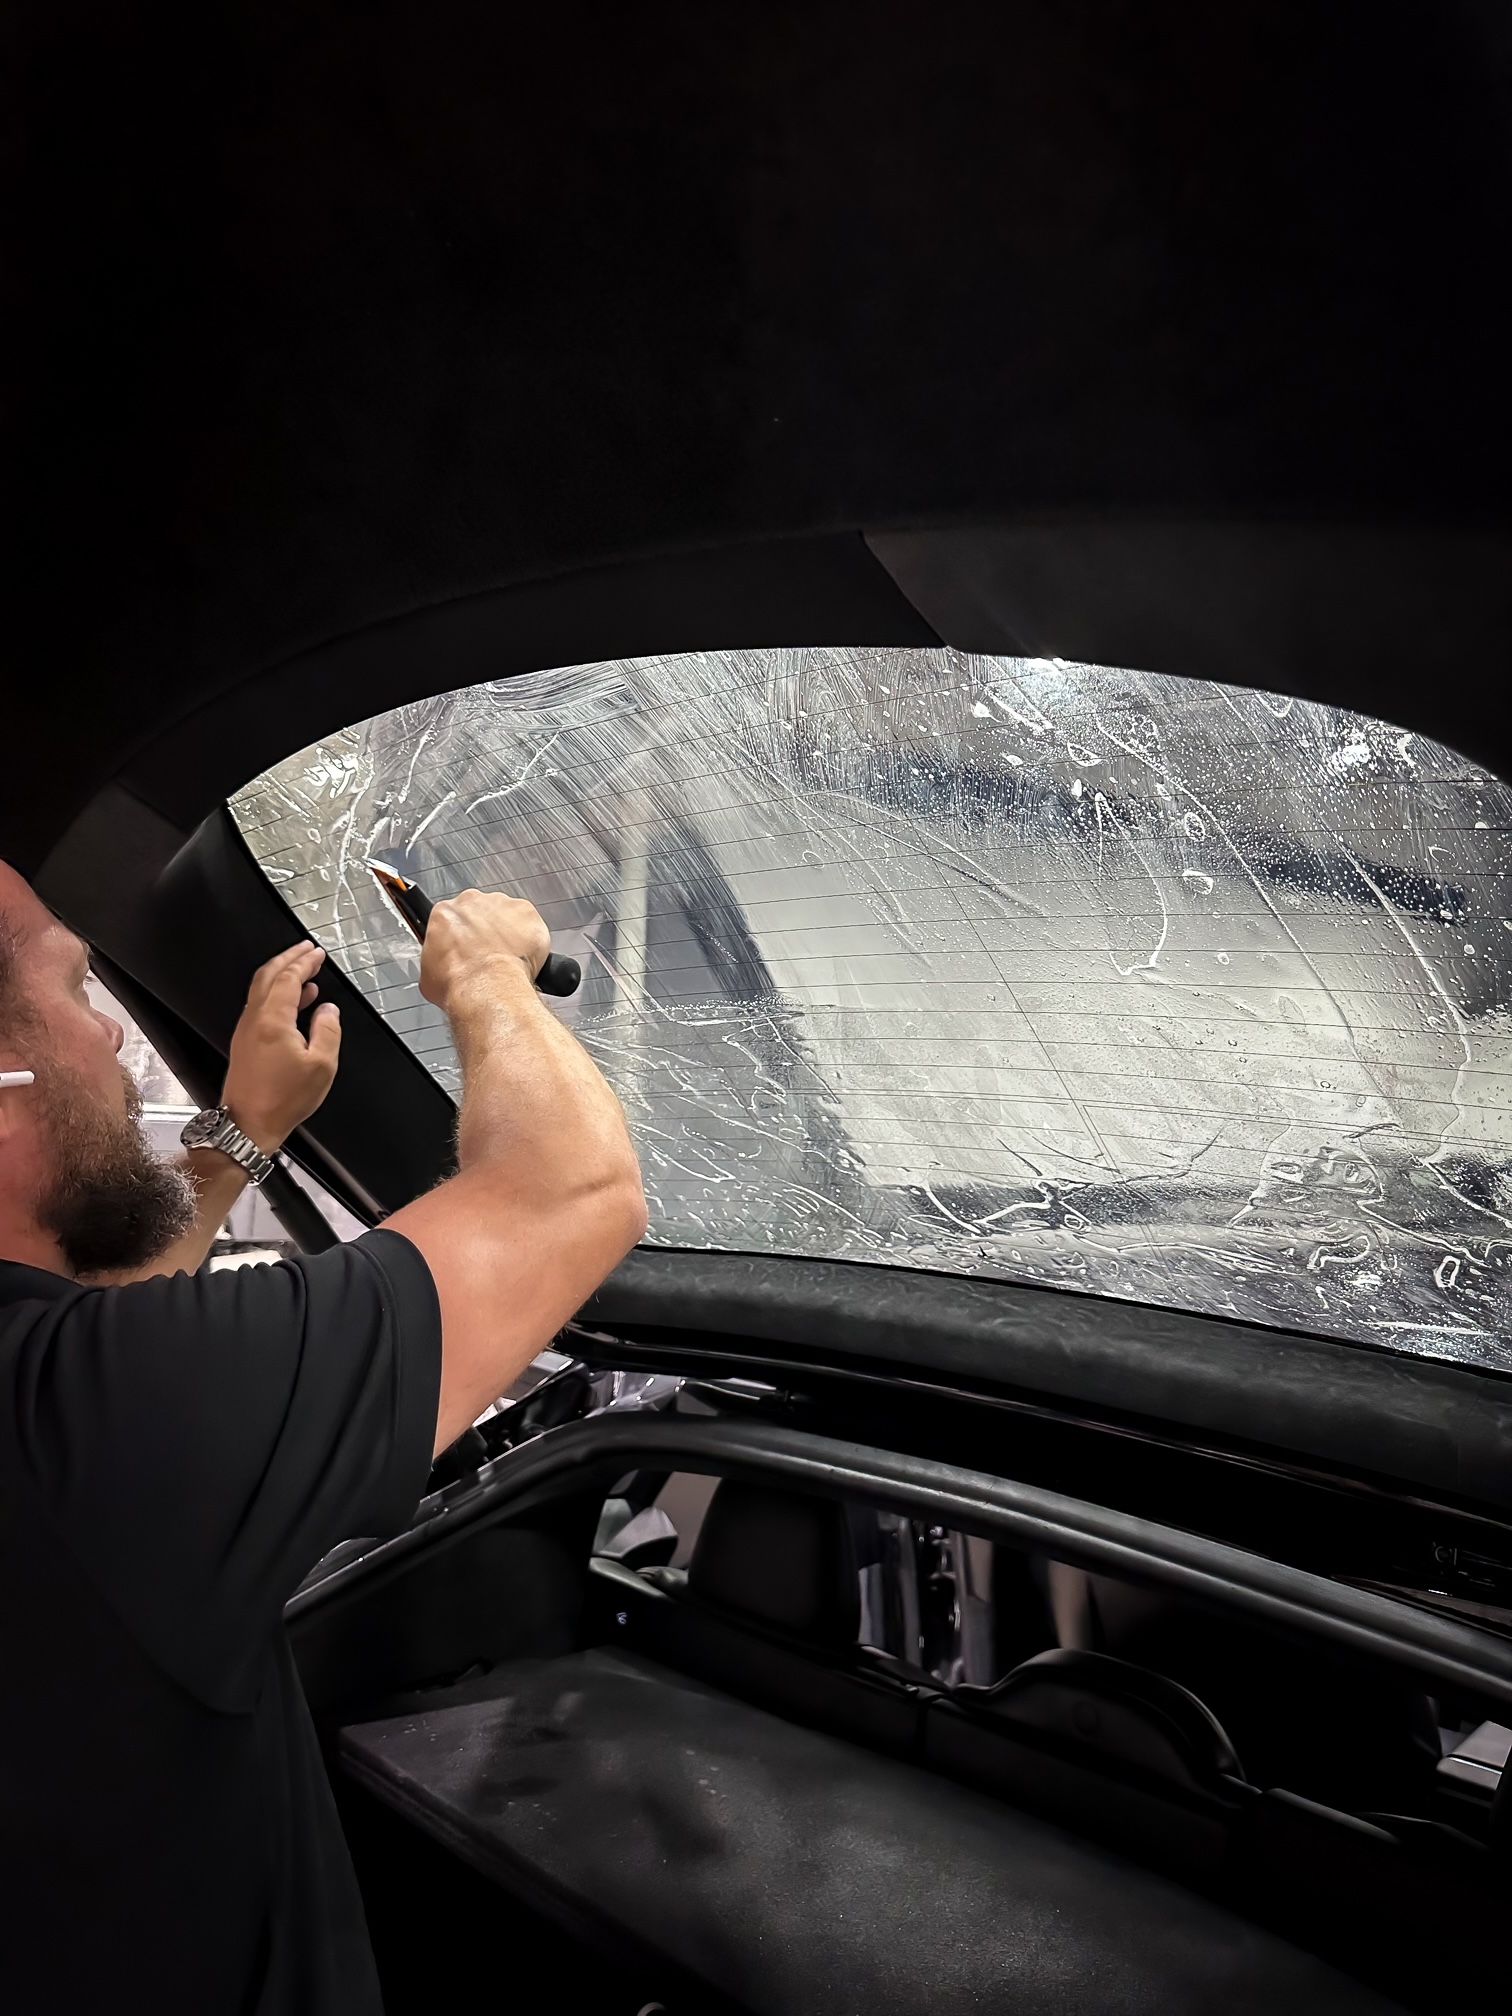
[231,649,1512,1369]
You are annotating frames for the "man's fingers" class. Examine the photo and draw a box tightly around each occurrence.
[248,942,317,991]
[251,942,326,1012]
[247,955,307,1011]
[308,1000,342,1069]
[223,951,341,1148]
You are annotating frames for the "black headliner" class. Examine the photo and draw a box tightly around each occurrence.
[6,3,1512,870]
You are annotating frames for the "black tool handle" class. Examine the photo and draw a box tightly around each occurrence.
[386,875,581,997]
[534,952,583,996]
[399,880,434,935]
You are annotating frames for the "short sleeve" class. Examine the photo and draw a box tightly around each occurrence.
[2,1229,441,1710]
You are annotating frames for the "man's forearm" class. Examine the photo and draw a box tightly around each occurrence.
[451,960,638,1197]
[103,1151,249,1283]
[384,893,646,1454]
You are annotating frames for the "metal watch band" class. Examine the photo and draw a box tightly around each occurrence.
[180,1106,277,1187]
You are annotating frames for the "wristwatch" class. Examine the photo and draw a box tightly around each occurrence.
[180,1105,277,1186]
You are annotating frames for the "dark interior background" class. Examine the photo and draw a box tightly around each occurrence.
[5,2,1512,874]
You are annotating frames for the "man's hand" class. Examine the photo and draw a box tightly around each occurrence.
[419,889,551,1014]
[221,942,343,1153]
[102,943,343,1282]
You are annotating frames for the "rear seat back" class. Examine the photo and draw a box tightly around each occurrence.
[593,1479,922,1753]
[597,1489,1442,1815]
[690,1479,861,1646]
[1051,1566,1442,1814]
[927,1647,1251,1877]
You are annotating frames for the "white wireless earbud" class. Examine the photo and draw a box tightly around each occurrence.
[0,1071,36,1089]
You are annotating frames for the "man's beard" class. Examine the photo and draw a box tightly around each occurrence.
[33,1061,196,1277]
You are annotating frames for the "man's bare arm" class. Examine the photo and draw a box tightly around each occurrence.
[382,891,646,1455]
[104,944,342,1284]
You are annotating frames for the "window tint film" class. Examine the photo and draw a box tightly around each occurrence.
[232,650,1512,1367]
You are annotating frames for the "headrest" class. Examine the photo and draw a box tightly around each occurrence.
[689,1481,860,1649]
[990,1648,1244,1790]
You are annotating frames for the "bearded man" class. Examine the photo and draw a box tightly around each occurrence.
[0,859,645,2013]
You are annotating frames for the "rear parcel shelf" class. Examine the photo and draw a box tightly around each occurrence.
[338,1647,1458,2016]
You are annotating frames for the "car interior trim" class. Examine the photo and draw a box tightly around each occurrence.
[290,1410,1512,1713]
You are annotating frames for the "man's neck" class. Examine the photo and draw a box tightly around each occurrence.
[0,1225,72,1278]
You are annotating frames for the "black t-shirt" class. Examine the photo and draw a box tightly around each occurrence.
[0,1228,441,2015]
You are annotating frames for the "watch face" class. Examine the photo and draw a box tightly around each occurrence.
[181,1106,227,1150]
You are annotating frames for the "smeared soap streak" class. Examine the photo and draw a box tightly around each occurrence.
[230,647,1512,1372]
[1092,791,1168,974]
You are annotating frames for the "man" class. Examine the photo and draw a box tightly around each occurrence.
[0,859,646,2013]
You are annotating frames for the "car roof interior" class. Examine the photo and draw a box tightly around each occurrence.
[8,7,1512,2011]
[8,6,1511,874]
